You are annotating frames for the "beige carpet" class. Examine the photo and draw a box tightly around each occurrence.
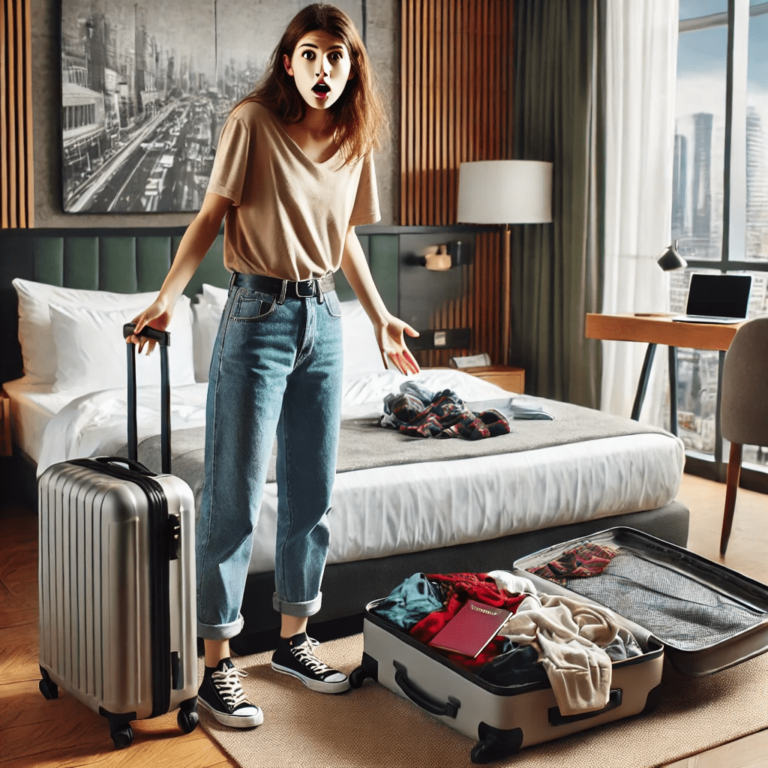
[198,634,768,768]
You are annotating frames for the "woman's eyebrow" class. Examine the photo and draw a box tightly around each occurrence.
[298,42,345,51]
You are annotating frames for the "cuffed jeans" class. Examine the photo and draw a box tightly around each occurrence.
[196,274,343,640]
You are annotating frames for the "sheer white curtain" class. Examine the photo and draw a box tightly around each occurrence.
[601,0,679,425]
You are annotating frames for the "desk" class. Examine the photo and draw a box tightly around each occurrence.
[585,313,745,440]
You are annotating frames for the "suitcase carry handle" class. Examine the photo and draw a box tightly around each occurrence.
[548,688,623,726]
[123,323,171,474]
[88,455,156,476]
[393,661,461,719]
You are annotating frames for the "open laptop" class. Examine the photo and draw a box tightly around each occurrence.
[672,273,752,324]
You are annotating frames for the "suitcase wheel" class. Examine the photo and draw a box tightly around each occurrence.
[349,653,379,689]
[111,725,133,750]
[38,678,58,700]
[38,668,58,700]
[349,666,368,689]
[177,707,199,734]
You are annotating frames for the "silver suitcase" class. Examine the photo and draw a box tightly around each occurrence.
[350,527,768,763]
[37,324,198,749]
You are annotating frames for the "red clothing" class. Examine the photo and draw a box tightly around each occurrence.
[409,573,526,670]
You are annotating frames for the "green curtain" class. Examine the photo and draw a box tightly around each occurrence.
[511,0,604,408]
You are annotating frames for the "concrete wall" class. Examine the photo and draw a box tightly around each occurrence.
[31,0,399,228]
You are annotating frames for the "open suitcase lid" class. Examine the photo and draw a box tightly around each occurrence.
[513,527,768,677]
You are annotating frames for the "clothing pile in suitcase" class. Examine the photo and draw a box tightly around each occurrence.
[350,528,768,764]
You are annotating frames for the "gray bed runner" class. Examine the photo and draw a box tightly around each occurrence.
[128,397,673,488]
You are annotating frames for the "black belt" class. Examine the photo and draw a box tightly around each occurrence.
[231,272,335,303]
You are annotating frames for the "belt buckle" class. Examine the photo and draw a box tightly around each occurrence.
[296,279,316,298]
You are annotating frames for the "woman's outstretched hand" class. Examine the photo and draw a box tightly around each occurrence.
[126,297,173,356]
[377,316,420,375]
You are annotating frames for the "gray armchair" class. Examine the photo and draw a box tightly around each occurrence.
[719,316,768,555]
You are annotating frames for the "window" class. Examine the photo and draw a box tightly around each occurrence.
[671,0,768,473]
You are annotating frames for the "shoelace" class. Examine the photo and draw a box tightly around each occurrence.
[211,666,250,708]
[291,642,332,676]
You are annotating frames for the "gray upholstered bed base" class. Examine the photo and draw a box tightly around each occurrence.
[232,500,689,654]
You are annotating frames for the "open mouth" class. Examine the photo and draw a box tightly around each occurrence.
[312,82,331,94]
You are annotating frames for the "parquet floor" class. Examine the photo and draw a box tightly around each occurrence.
[0,472,765,767]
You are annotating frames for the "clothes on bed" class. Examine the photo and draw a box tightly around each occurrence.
[526,541,619,586]
[380,382,511,440]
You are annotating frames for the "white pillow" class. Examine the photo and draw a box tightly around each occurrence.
[48,296,196,393]
[202,282,229,309]
[340,299,385,379]
[13,278,160,384]
[192,296,223,383]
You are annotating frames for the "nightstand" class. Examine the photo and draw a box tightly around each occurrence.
[1,389,11,457]
[464,365,525,393]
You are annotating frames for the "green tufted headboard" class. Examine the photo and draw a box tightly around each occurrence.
[0,227,390,385]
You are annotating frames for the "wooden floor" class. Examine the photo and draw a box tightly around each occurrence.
[0,472,766,767]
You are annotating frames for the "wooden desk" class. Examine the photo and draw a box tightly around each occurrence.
[585,313,745,440]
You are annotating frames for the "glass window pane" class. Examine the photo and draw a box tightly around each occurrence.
[673,1,728,262]
[746,4,768,261]
[668,269,722,455]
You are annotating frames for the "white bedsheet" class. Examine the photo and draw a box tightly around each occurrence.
[7,369,685,575]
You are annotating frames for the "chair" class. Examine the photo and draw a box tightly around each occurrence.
[719,316,768,555]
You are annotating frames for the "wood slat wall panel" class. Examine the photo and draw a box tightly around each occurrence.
[403,1,513,366]
[1,0,34,229]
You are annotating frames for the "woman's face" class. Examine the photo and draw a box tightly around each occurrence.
[283,30,354,111]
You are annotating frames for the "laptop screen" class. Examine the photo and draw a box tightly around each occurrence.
[686,274,752,318]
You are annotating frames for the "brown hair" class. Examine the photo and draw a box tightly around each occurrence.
[234,3,387,165]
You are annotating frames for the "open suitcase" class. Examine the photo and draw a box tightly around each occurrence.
[350,527,768,763]
[37,324,199,749]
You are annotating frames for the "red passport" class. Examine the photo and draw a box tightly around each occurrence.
[428,600,511,658]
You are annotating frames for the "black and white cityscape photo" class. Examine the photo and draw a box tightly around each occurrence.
[60,0,364,213]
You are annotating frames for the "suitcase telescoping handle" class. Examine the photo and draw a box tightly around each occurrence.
[123,323,171,474]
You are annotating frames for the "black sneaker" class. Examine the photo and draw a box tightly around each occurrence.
[198,658,264,728]
[271,632,350,694]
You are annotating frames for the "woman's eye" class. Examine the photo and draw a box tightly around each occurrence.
[329,52,343,62]
[302,50,315,60]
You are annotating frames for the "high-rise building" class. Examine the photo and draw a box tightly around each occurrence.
[692,112,714,246]
[746,105,768,259]
[672,133,688,239]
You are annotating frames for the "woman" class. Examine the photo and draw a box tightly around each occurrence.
[128,3,419,728]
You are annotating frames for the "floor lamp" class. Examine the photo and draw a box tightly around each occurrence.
[457,160,553,366]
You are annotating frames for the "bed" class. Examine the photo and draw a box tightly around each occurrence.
[1,235,689,653]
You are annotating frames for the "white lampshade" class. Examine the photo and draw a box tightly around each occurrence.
[457,160,553,224]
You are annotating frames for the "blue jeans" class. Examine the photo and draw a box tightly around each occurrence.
[196,274,343,640]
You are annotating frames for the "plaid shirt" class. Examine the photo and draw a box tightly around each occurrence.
[380,382,510,440]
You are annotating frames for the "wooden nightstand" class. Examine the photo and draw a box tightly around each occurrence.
[0,389,11,457]
[464,365,525,393]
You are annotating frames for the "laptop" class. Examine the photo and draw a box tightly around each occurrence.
[672,273,752,324]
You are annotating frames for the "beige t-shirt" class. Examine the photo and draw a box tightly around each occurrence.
[206,100,381,281]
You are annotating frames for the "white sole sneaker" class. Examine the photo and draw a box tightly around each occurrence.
[198,696,264,728]
[270,662,351,694]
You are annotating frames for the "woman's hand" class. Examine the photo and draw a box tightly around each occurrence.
[126,297,173,356]
[376,316,420,375]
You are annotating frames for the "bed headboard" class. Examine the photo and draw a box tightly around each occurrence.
[0,228,385,385]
